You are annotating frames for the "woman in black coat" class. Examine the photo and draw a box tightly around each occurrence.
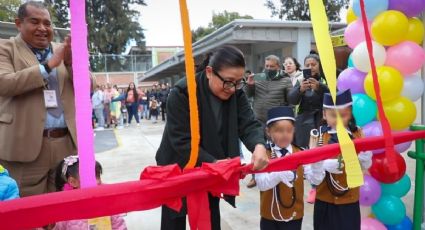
[156,46,269,230]
[288,51,330,149]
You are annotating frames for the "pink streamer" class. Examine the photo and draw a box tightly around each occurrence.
[70,0,97,188]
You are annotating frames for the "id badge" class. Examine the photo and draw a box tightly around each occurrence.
[43,90,58,108]
[87,216,112,230]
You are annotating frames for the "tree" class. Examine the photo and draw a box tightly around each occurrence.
[192,10,253,42]
[265,0,350,22]
[46,0,146,71]
[0,0,20,22]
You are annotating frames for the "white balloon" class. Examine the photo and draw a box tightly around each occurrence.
[352,41,387,73]
[402,75,424,101]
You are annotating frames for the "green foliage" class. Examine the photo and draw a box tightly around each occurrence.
[265,0,350,22]
[0,0,20,22]
[192,10,253,42]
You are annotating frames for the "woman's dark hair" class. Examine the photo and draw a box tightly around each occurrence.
[126,82,139,102]
[55,159,103,191]
[284,56,301,71]
[304,50,326,81]
[196,45,245,73]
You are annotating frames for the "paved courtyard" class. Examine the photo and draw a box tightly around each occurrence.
[94,120,419,230]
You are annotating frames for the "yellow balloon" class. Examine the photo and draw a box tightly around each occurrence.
[406,17,424,44]
[381,97,416,131]
[364,66,404,102]
[372,10,409,46]
[347,7,357,24]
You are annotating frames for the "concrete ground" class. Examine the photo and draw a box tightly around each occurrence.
[94,119,419,230]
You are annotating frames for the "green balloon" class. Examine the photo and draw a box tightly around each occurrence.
[372,195,406,225]
[353,94,378,126]
[381,174,411,198]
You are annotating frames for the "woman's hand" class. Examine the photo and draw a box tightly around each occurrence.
[308,78,320,91]
[251,144,269,171]
[299,80,310,93]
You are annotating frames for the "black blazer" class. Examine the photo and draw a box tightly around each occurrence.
[156,71,266,168]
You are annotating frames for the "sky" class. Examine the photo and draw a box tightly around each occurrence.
[136,0,274,46]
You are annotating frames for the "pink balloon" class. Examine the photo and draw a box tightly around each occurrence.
[361,217,386,230]
[345,19,372,49]
[385,41,425,75]
[337,68,367,94]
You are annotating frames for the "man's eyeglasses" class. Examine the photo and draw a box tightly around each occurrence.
[213,70,246,90]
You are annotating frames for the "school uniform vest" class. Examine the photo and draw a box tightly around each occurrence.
[260,145,304,221]
[316,128,363,205]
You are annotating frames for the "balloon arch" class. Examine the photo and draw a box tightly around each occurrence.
[0,0,424,229]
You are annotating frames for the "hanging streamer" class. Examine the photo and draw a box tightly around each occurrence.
[178,0,201,169]
[358,0,398,173]
[70,0,97,187]
[308,0,364,187]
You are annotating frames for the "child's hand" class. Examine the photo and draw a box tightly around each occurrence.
[323,159,343,174]
[279,171,296,187]
[358,151,373,170]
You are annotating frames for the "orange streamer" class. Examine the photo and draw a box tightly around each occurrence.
[178,0,200,169]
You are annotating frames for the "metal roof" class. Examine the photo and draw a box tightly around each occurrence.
[140,19,346,82]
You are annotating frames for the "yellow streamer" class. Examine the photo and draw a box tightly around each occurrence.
[308,0,363,187]
[179,0,200,169]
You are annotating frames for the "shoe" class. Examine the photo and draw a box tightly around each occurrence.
[137,123,140,126]
[306,188,316,204]
[246,178,257,188]
[125,123,129,127]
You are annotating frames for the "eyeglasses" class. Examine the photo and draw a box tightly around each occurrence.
[213,70,246,90]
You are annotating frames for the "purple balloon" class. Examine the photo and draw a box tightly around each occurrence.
[388,0,425,17]
[393,130,413,153]
[362,121,385,154]
[337,68,367,94]
[360,175,382,206]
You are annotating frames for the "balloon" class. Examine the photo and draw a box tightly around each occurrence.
[369,153,406,183]
[381,97,417,131]
[352,41,386,73]
[337,68,367,94]
[372,196,406,225]
[385,216,413,230]
[353,0,389,19]
[362,121,385,154]
[347,7,357,24]
[371,10,409,46]
[381,174,411,198]
[345,20,372,49]
[401,74,424,101]
[364,66,403,102]
[388,0,424,17]
[393,129,413,153]
[352,94,377,126]
[386,41,425,75]
[406,17,424,44]
[360,175,382,206]
[348,54,354,68]
[361,217,386,230]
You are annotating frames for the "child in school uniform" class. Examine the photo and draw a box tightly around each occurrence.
[256,106,324,230]
[310,89,372,230]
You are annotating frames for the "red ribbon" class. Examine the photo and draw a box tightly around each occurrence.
[358,0,398,174]
[0,131,423,229]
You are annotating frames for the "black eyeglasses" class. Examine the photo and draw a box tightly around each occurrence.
[213,70,246,90]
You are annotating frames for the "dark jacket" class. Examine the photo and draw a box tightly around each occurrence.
[156,71,266,168]
[288,78,329,148]
[158,89,170,104]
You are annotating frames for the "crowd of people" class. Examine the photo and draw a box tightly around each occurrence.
[0,1,375,230]
[91,82,171,131]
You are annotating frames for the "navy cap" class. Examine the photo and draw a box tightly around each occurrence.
[323,89,353,109]
[267,106,295,125]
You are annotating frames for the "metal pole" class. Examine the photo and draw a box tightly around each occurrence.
[408,125,425,230]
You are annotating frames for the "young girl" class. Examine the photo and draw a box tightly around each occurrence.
[149,96,159,123]
[53,155,127,230]
[311,89,372,230]
[256,106,323,230]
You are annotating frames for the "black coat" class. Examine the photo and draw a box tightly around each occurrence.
[156,71,266,168]
[288,79,329,148]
